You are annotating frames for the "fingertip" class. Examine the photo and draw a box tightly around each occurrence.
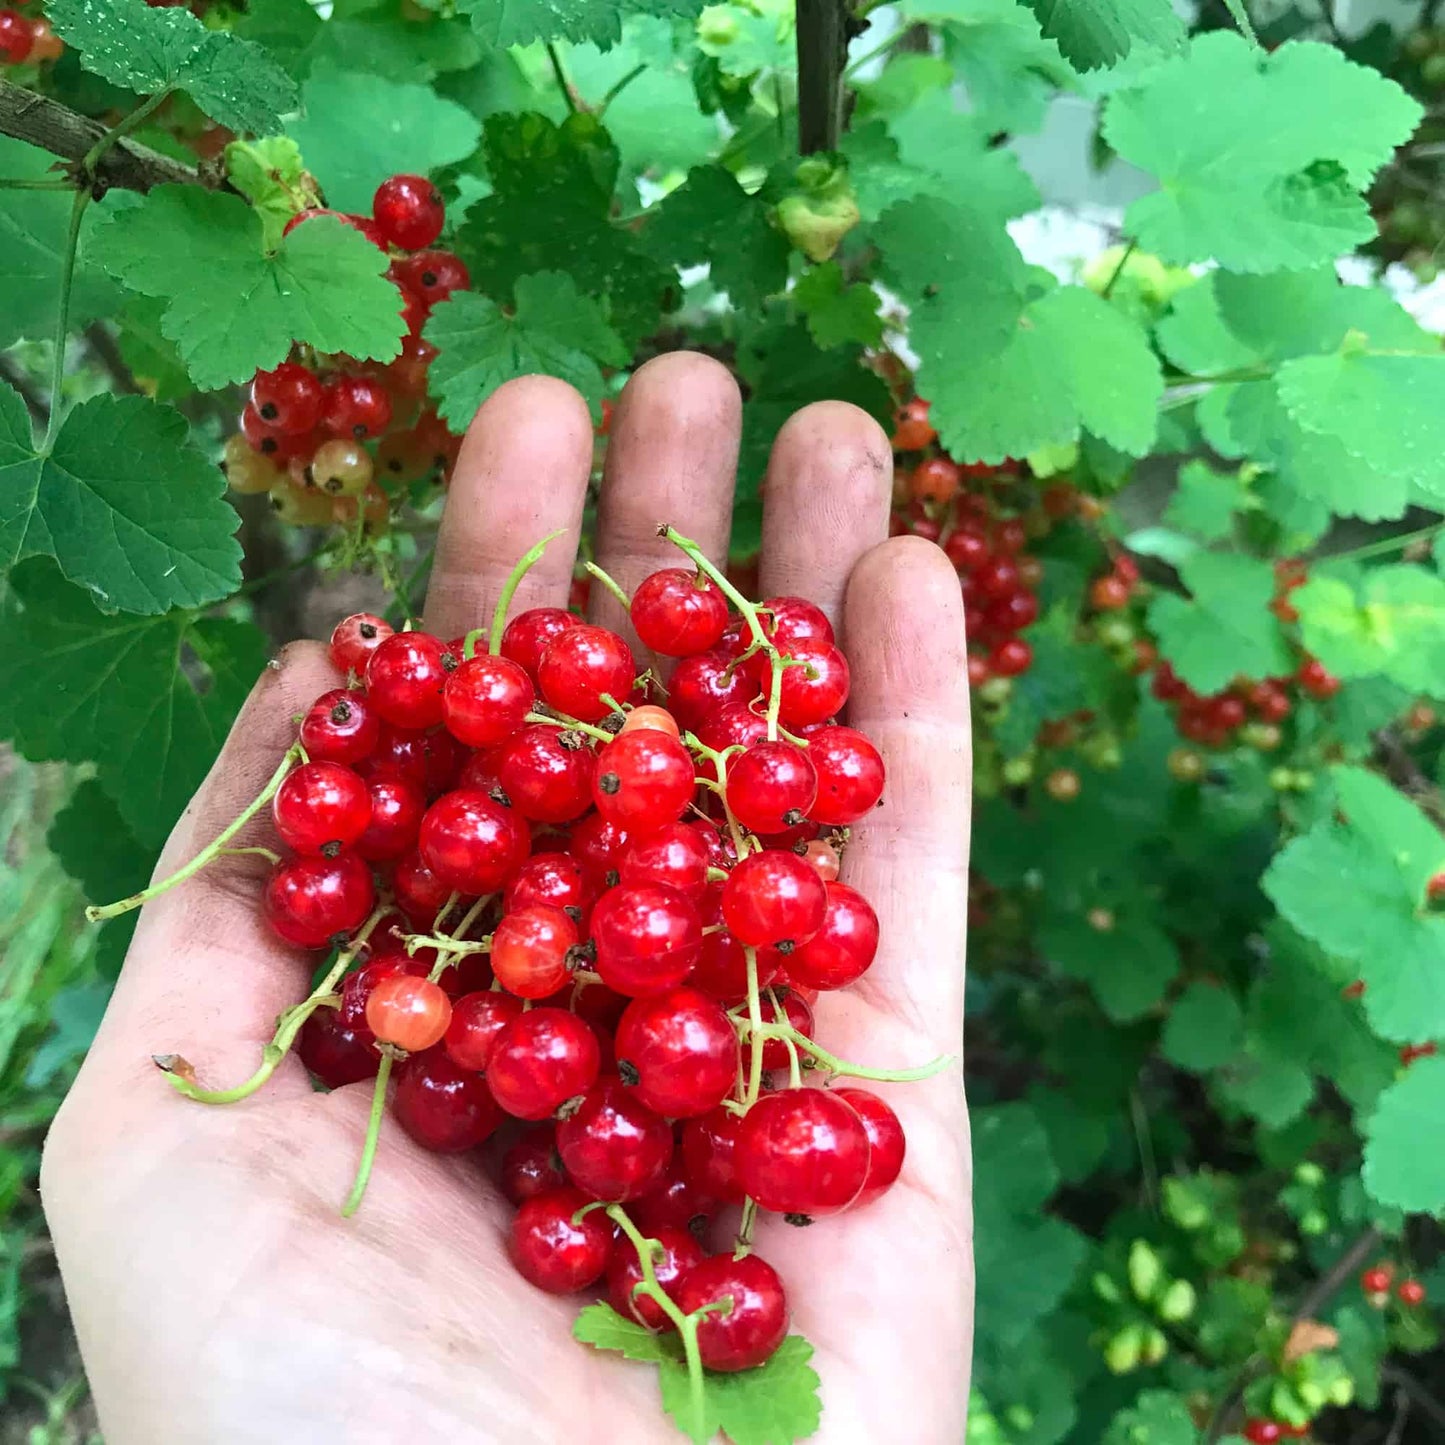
[612,351,742,451]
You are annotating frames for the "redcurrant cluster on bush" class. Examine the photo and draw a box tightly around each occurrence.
[0,2,63,65]
[221,174,464,531]
[90,531,943,1412]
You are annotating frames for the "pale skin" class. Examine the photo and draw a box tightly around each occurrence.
[41,352,975,1445]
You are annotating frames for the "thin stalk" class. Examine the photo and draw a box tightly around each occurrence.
[87,745,305,921]
[584,560,631,611]
[748,1023,955,1083]
[525,709,615,744]
[1327,520,1445,565]
[734,1198,757,1259]
[341,1050,394,1216]
[744,946,766,1107]
[0,177,73,190]
[469,528,567,658]
[546,43,577,113]
[424,895,493,982]
[598,63,647,114]
[1100,238,1137,300]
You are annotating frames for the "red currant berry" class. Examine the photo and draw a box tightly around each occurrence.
[615,986,739,1118]
[491,904,580,999]
[1243,1422,1281,1445]
[556,1076,673,1201]
[680,1106,747,1203]
[737,1087,870,1217]
[630,569,729,657]
[593,729,695,831]
[538,626,636,723]
[676,1253,789,1371]
[668,649,761,733]
[1090,574,1132,610]
[251,362,323,435]
[721,850,827,950]
[591,884,703,996]
[320,373,393,441]
[695,702,768,754]
[486,1007,601,1120]
[0,8,34,61]
[1428,869,1445,903]
[567,812,632,885]
[747,988,816,1075]
[892,396,935,450]
[620,822,710,897]
[726,741,817,835]
[771,640,849,728]
[806,725,884,826]
[364,632,454,729]
[372,173,445,250]
[298,1006,380,1088]
[365,974,451,1052]
[418,788,530,895]
[273,761,371,855]
[990,637,1033,677]
[505,851,590,917]
[986,589,1039,634]
[500,1127,566,1204]
[759,596,834,651]
[443,989,524,1071]
[339,953,426,1030]
[355,772,426,861]
[300,689,380,766]
[1298,658,1341,699]
[1398,1278,1426,1306]
[832,1087,905,1208]
[392,249,470,305]
[686,887,779,1004]
[330,613,394,675]
[391,848,454,926]
[784,881,879,990]
[360,724,463,797]
[392,1046,501,1151]
[510,1186,613,1294]
[264,852,375,948]
[442,652,535,747]
[621,704,681,739]
[630,1161,719,1235]
[494,724,597,824]
[607,1226,705,1330]
[501,607,580,679]
[974,557,1021,601]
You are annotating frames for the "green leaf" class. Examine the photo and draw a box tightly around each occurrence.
[455,0,706,50]
[993,602,1114,755]
[96,189,405,391]
[1215,1047,1316,1129]
[0,385,241,614]
[1295,567,1445,697]
[225,137,316,252]
[1162,460,1251,543]
[114,294,192,402]
[1362,1054,1445,1212]
[791,262,884,351]
[1161,982,1244,1072]
[1104,34,1421,270]
[47,779,153,906]
[1147,551,1291,694]
[1103,1390,1199,1445]
[287,67,482,213]
[657,1336,821,1445]
[1039,912,1180,1021]
[573,1302,679,1362]
[47,0,298,135]
[1025,0,1183,70]
[423,273,627,430]
[934,0,1077,133]
[0,561,267,846]
[643,165,790,311]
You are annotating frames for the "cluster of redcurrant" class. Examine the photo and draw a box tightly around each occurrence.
[0,3,62,64]
[220,174,464,530]
[96,530,939,1413]
[887,398,1047,683]
[1361,1262,1427,1308]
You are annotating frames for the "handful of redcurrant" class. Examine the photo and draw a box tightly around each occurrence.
[90,527,947,1441]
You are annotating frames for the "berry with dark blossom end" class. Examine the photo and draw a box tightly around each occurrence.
[442,652,535,748]
[538,625,637,723]
[320,374,392,441]
[494,724,597,824]
[806,725,884,826]
[592,730,696,832]
[364,632,454,729]
[392,249,470,305]
[555,1076,673,1201]
[330,613,394,674]
[418,788,530,895]
[486,1007,601,1120]
[251,362,323,435]
[727,740,818,836]
[300,689,380,766]
[263,852,375,948]
[490,904,579,999]
[668,648,762,732]
[721,849,828,950]
[372,174,445,250]
[784,882,879,990]
[273,761,372,856]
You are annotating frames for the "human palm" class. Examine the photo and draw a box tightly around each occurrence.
[42,353,975,1445]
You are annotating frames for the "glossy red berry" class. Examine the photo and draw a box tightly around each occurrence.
[832,1087,905,1208]
[442,652,535,747]
[737,1088,870,1217]
[746,988,816,1074]
[1298,658,1341,699]
[365,974,451,1052]
[300,689,380,766]
[372,173,445,250]
[491,904,580,999]
[339,953,427,1030]
[330,613,394,674]
[361,724,463,797]
[668,648,760,733]
[486,1007,601,1120]
[593,730,695,831]
[501,607,580,679]
[695,702,768,754]
[892,396,935,450]
[590,883,703,996]
[721,850,827,950]
[250,362,323,435]
[392,249,470,305]
[505,851,590,917]
[355,772,426,861]
[1243,1423,1281,1445]
[298,1006,379,1088]
[688,888,779,1003]
[555,1076,673,1201]
[393,1047,501,1151]
[806,725,884,825]
[392,848,454,926]
[273,761,371,855]
[443,989,524,1071]
[0,9,34,62]
[726,741,817,835]
[538,625,636,722]
[759,596,834,652]
[680,1105,747,1203]
[620,822,710,897]
[320,374,392,441]
[1090,574,1132,610]
[615,986,739,1118]
[986,588,1040,634]
[500,1128,567,1204]
[630,1161,720,1235]
[784,881,879,991]
[417,788,530,895]
[607,1227,706,1330]
[990,637,1033,677]
[567,812,633,885]
[772,640,849,727]
[630,569,729,657]
[364,632,454,729]
[676,1253,789,1371]
[494,724,597,823]
[510,1186,613,1294]
[263,852,375,948]
[1398,1278,1426,1306]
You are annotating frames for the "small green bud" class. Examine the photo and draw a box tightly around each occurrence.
[1128,1239,1164,1301]
[1103,1324,1144,1374]
[1158,1278,1197,1322]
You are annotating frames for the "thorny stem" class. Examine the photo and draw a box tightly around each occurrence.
[341,1049,394,1217]
[157,907,388,1105]
[87,744,305,921]
[465,529,567,659]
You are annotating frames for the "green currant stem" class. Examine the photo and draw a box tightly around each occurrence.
[688,736,749,860]
[159,907,387,1104]
[524,709,614,744]
[0,177,74,190]
[743,946,765,1108]
[341,1048,394,1217]
[473,528,567,658]
[433,891,462,933]
[733,1198,757,1259]
[584,560,631,611]
[408,934,491,958]
[545,42,577,113]
[423,896,494,982]
[87,744,305,921]
[745,1022,956,1084]
[215,845,282,866]
[782,1032,803,1090]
